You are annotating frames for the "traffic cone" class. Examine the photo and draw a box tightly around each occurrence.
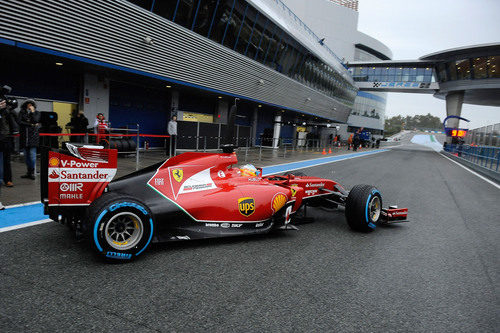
[322,148,326,155]
[328,148,332,154]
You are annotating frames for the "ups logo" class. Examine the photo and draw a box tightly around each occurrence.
[238,197,255,217]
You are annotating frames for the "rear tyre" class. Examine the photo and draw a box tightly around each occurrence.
[345,185,382,232]
[86,193,154,261]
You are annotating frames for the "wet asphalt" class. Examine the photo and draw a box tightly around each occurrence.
[0,142,498,332]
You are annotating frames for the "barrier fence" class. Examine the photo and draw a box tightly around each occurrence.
[444,144,500,172]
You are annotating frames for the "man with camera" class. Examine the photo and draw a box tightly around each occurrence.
[0,85,19,209]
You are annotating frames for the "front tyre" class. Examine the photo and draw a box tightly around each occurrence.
[87,193,154,261]
[345,185,382,232]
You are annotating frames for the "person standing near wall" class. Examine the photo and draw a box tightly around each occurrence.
[93,113,109,145]
[0,97,19,208]
[18,99,40,180]
[167,115,177,156]
[0,99,18,187]
[68,109,89,143]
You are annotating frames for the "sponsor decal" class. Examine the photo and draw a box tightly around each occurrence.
[154,178,164,186]
[205,222,243,228]
[238,197,255,217]
[271,193,287,213]
[105,251,132,260]
[48,168,116,182]
[285,205,293,224]
[60,193,83,200]
[248,177,260,182]
[172,169,183,183]
[181,183,213,192]
[372,82,430,89]
[109,202,148,216]
[49,170,59,179]
[305,182,324,188]
[60,183,83,192]
[305,190,318,196]
[171,167,217,198]
[48,157,60,167]
[255,222,264,228]
[60,160,99,168]
[217,170,226,178]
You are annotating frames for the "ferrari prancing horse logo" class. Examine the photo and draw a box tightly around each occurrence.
[172,169,183,182]
[238,197,255,217]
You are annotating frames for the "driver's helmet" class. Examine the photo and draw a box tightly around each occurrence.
[240,164,258,177]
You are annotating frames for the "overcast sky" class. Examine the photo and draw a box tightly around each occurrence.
[357,0,500,129]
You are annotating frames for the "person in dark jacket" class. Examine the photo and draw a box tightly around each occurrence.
[18,99,41,180]
[1,97,19,209]
[0,99,18,187]
[67,110,89,143]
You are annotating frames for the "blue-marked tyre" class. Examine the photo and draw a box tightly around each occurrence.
[86,193,154,262]
[345,185,382,232]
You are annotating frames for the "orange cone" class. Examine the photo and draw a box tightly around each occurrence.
[322,148,326,155]
[328,148,332,154]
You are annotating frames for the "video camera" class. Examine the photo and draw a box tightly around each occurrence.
[0,85,18,109]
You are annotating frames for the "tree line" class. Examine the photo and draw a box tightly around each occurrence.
[384,113,442,137]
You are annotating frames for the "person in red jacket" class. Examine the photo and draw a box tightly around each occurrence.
[93,113,109,145]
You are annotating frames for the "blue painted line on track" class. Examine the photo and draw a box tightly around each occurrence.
[0,149,389,230]
[0,203,47,228]
[261,149,389,176]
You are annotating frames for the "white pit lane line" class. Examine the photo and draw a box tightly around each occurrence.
[0,219,52,233]
[440,153,500,190]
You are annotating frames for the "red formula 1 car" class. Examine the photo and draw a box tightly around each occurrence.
[41,144,408,261]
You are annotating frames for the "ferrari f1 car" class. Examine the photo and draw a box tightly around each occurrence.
[41,143,408,261]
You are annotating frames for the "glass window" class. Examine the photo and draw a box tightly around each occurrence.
[395,67,403,81]
[254,18,270,62]
[456,59,471,80]
[208,0,235,44]
[192,0,220,36]
[151,0,177,18]
[262,23,279,66]
[487,56,499,78]
[173,0,196,28]
[437,63,447,82]
[446,62,457,81]
[388,67,396,81]
[402,68,410,81]
[220,0,242,48]
[472,57,488,79]
[128,0,154,10]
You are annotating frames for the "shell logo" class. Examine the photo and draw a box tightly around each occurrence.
[271,193,287,213]
[49,157,60,167]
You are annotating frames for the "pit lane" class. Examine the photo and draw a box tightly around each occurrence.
[0,142,498,332]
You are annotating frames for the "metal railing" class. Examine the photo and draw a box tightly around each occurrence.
[444,144,500,172]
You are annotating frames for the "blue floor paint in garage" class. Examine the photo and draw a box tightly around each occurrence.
[0,149,389,230]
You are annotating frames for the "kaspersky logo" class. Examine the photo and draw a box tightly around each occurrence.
[49,170,59,179]
[238,197,255,217]
[172,168,183,182]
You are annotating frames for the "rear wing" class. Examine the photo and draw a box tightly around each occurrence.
[41,143,117,211]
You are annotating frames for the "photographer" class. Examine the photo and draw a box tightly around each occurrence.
[18,99,41,180]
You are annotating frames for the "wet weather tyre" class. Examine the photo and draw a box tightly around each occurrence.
[86,193,154,261]
[345,185,382,232]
